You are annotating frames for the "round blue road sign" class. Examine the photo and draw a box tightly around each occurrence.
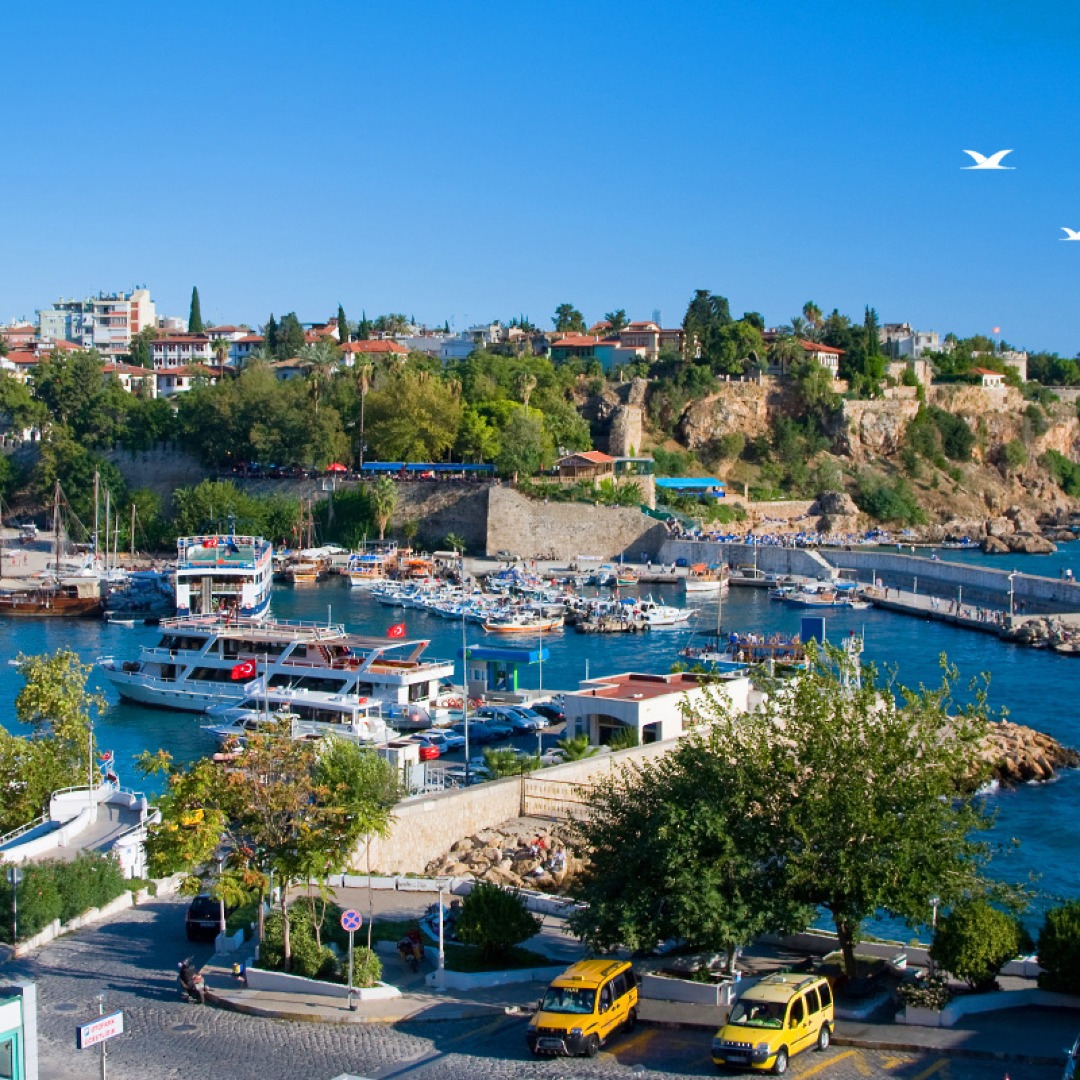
[340,908,362,932]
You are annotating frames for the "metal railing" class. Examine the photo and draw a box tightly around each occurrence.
[0,814,48,848]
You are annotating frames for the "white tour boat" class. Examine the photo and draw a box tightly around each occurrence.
[98,614,456,714]
[175,534,273,620]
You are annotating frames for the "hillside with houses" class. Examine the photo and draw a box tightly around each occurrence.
[2,286,1079,552]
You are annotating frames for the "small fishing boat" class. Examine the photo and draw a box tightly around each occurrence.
[483,612,564,634]
[682,563,730,595]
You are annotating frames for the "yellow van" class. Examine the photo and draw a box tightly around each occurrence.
[712,972,834,1074]
[526,959,638,1058]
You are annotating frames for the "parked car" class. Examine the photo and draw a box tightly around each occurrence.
[185,894,227,942]
[526,959,638,1057]
[450,721,499,745]
[405,736,441,761]
[421,729,466,752]
[504,706,546,731]
[1064,1031,1080,1080]
[530,701,565,725]
[712,972,834,1073]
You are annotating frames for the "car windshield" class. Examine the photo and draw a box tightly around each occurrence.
[541,987,596,1014]
[189,897,218,918]
[729,999,785,1028]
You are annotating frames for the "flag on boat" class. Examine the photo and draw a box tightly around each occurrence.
[386,623,406,639]
[231,658,257,680]
[202,537,220,548]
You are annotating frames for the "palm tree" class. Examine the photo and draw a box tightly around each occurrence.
[211,336,231,378]
[556,733,598,762]
[515,372,538,417]
[299,341,340,418]
[768,335,806,377]
[787,315,808,340]
[802,301,823,341]
[355,361,374,467]
[370,475,397,540]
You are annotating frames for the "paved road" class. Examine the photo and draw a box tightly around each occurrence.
[2,898,1062,1080]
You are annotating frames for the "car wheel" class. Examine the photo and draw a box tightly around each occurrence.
[624,1008,637,1034]
[585,1034,600,1058]
[817,1024,831,1051]
[772,1048,788,1075]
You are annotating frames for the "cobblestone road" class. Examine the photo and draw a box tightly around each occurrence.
[2,898,1062,1080]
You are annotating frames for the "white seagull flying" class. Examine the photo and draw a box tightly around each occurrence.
[1061,228,1080,241]
[962,149,1015,170]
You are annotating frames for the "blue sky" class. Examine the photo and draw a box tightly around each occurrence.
[2,0,1079,352]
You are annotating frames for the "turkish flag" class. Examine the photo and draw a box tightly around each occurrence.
[386,623,406,639]
[231,658,257,680]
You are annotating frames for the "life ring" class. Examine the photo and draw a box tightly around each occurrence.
[446,697,463,709]
[468,697,484,709]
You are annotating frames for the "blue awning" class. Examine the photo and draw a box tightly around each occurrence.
[655,477,726,490]
[458,646,549,664]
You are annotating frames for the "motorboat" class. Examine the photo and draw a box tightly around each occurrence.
[175,534,273,620]
[97,613,456,713]
[347,542,399,587]
[483,612,564,634]
[682,563,730,595]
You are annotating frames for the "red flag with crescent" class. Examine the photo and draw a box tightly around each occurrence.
[387,623,406,639]
[231,658,257,680]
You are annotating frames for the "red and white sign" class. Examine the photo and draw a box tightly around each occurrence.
[230,658,257,680]
[76,1010,124,1049]
[386,623,406,639]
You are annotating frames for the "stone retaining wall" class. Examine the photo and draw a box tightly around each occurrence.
[365,739,673,874]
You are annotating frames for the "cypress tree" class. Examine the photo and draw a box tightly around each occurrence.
[188,287,204,333]
[266,314,278,354]
[337,303,348,344]
[358,310,371,341]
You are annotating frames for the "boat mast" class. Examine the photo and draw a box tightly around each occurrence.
[93,470,100,564]
[104,487,111,573]
[130,503,136,563]
[52,477,61,578]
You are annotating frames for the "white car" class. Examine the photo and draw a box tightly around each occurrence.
[421,728,466,752]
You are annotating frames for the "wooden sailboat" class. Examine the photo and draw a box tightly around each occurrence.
[0,480,104,617]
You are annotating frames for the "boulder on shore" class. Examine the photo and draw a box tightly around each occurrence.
[979,721,1080,785]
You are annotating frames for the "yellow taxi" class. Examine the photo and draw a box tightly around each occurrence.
[712,972,834,1073]
[526,959,638,1058]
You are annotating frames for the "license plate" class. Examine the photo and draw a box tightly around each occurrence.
[537,1038,564,1051]
[725,1053,749,1065]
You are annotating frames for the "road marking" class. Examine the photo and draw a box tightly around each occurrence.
[852,1053,874,1077]
[615,1027,661,1058]
[797,1049,857,1079]
[882,1057,906,1070]
[910,1059,950,1080]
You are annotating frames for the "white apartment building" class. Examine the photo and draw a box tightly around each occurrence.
[151,333,215,370]
[38,288,156,358]
[879,323,941,359]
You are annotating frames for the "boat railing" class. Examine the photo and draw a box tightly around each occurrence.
[158,614,348,635]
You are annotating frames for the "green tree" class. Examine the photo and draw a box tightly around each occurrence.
[802,301,823,340]
[0,651,106,835]
[274,312,306,360]
[299,340,341,418]
[494,412,552,480]
[364,370,462,462]
[265,314,279,354]
[482,747,533,778]
[454,405,500,463]
[337,303,349,344]
[604,309,629,334]
[682,289,732,367]
[369,476,397,540]
[552,303,586,333]
[930,900,1031,991]
[128,324,158,367]
[1037,899,1080,994]
[455,882,541,964]
[767,334,805,376]
[188,286,204,333]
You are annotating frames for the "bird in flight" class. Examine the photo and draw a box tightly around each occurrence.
[1062,228,1080,241]
[962,149,1014,170]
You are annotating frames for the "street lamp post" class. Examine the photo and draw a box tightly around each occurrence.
[1008,570,1017,618]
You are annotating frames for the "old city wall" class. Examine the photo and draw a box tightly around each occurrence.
[485,485,668,560]
[105,445,207,512]
[365,739,673,874]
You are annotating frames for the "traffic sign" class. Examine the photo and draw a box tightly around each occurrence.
[340,908,363,932]
[76,1010,124,1049]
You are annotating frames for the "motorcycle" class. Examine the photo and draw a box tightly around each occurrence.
[178,958,207,1004]
[396,931,425,974]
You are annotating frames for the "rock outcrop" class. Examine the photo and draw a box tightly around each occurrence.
[424,819,581,893]
[980,721,1080,785]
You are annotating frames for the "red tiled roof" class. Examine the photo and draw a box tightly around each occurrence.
[550,335,600,348]
[340,340,407,355]
[577,672,706,701]
[158,364,217,377]
[207,325,245,333]
[103,363,154,377]
[6,351,37,365]
[799,340,844,355]
[154,333,211,344]
[559,450,615,465]
[971,367,1002,376]
[624,321,660,331]
[236,335,264,344]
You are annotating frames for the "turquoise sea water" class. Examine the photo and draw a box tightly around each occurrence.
[1,549,1077,932]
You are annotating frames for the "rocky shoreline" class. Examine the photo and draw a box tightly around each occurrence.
[1001,616,1080,654]
[980,720,1080,785]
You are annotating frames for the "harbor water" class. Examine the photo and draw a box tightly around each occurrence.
[1,546,1078,932]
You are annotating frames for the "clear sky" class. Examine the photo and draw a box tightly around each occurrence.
[3,0,1079,353]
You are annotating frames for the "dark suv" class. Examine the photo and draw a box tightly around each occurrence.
[185,894,224,942]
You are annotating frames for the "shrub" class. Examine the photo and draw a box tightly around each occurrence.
[1000,440,1027,471]
[928,900,1031,991]
[853,472,926,526]
[1024,402,1049,438]
[455,882,542,964]
[896,972,954,1011]
[1037,899,1080,994]
[351,946,383,988]
[713,431,746,461]
[261,908,339,980]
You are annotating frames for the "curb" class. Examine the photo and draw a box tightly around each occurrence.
[832,1033,1063,1067]
[206,990,510,1026]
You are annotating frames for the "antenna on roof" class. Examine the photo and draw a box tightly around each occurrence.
[652,309,662,326]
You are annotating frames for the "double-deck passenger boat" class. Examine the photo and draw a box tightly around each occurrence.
[175,534,273,620]
[97,614,456,714]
